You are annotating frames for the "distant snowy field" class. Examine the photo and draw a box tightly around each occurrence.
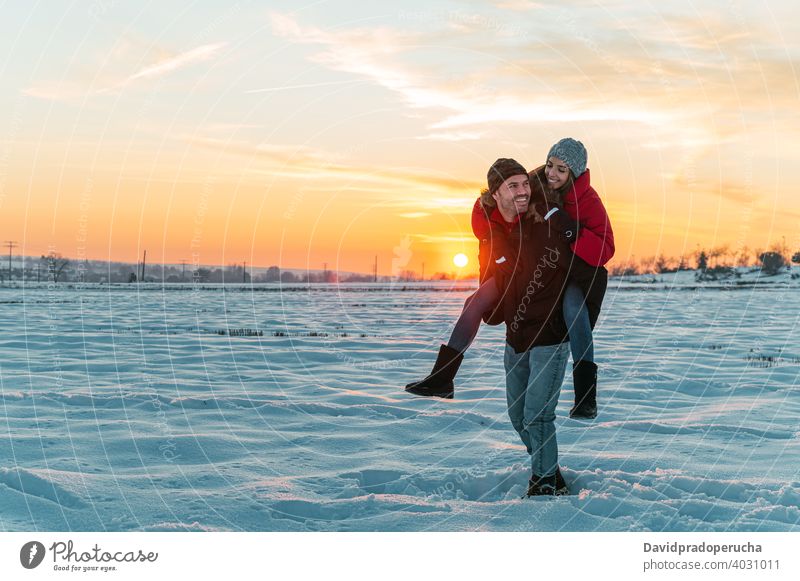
[1,268,799,532]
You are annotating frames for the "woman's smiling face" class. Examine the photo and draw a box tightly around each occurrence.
[545,156,570,190]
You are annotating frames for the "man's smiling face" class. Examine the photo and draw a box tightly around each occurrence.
[492,174,531,217]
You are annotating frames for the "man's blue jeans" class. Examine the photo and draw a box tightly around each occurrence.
[504,341,570,477]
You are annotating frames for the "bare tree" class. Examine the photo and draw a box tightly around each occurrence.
[707,245,728,268]
[736,245,752,267]
[41,252,70,283]
[653,255,675,273]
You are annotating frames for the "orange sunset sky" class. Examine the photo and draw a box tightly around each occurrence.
[1,1,798,276]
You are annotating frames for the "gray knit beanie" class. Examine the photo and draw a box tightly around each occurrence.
[487,158,528,195]
[547,138,587,177]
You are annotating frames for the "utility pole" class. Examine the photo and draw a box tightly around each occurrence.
[5,241,18,280]
[243,261,247,283]
[180,259,188,281]
[373,256,378,283]
[140,250,147,283]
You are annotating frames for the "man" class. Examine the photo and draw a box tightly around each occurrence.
[406,157,574,496]
[486,158,573,497]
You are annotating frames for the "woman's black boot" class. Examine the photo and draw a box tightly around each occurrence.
[570,360,597,419]
[405,344,463,399]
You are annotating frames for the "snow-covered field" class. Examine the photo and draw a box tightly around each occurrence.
[1,270,799,532]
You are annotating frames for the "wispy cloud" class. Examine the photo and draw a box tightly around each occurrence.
[268,7,800,167]
[24,41,227,100]
[245,79,366,94]
[127,42,226,83]
[102,42,227,93]
[491,0,543,11]
[417,131,485,142]
[398,212,432,219]
[665,173,758,205]
[22,83,85,101]
[185,134,481,197]
[413,233,476,244]
[269,12,668,131]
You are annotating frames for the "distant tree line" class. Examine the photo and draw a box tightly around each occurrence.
[2,244,796,284]
[609,242,799,278]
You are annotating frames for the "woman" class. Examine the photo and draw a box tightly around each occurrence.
[538,138,614,418]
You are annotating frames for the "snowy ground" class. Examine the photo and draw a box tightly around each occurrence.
[1,270,799,532]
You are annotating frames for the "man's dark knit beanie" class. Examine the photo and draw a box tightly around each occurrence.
[487,158,528,195]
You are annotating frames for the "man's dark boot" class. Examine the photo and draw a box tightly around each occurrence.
[570,360,598,419]
[524,467,569,497]
[524,453,569,494]
[405,345,463,399]
[526,473,556,496]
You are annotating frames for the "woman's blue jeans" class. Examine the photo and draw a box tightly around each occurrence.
[447,276,500,353]
[504,341,569,477]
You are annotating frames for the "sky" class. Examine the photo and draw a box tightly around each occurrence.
[1,0,798,276]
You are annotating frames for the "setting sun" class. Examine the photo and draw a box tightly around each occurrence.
[453,253,468,268]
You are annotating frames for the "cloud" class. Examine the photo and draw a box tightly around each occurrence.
[268,12,672,133]
[268,8,800,166]
[185,135,327,165]
[417,131,485,142]
[205,122,264,132]
[413,233,476,244]
[22,83,86,101]
[185,134,481,196]
[245,79,366,94]
[638,13,753,53]
[103,42,227,92]
[128,42,226,82]
[664,168,762,205]
[492,0,543,11]
[705,184,758,204]
[24,41,227,100]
